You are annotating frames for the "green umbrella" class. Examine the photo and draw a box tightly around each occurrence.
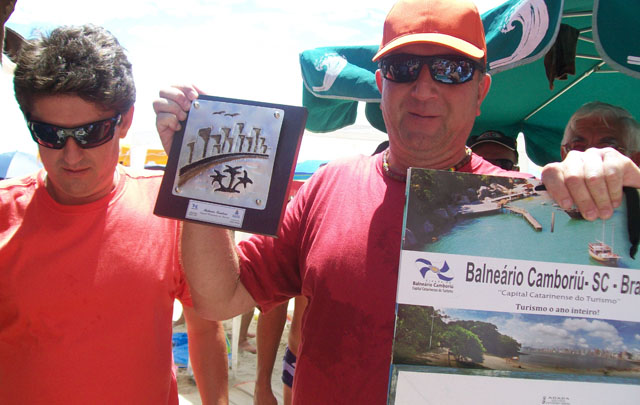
[300,45,384,134]
[299,0,640,166]
[474,0,640,165]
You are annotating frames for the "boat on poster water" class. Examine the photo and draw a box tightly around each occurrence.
[588,221,620,266]
[588,242,620,266]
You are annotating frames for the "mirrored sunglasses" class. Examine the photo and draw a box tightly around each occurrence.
[26,114,122,150]
[379,54,483,85]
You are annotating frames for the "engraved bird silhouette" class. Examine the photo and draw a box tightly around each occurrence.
[224,113,239,117]
[212,110,226,115]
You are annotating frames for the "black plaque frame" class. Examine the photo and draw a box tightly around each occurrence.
[154,95,307,237]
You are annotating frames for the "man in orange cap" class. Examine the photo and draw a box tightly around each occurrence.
[153,0,640,403]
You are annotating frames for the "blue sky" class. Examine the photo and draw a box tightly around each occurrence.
[3,0,512,164]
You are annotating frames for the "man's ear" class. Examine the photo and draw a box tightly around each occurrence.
[375,69,383,93]
[475,73,491,116]
[117,106,135,139]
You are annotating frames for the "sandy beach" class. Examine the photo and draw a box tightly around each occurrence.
[176,315,288,405]
[419,349,640,378]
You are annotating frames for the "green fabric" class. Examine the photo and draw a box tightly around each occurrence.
[365,102,386,133]
[302,85,359,133]
[483,0,563,73]
[473,0,640,165]
[300,45,383,133]
[594,0,640,78]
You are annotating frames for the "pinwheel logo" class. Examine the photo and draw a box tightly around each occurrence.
[415,258,453,282]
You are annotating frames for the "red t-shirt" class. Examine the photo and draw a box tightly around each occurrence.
[238,152,531,404]
[0,167,191,404]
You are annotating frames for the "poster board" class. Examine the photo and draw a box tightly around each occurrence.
[389,169,640,405]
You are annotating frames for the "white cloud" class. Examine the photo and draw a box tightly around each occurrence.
[488,315,631,352]
[563,318,615,333]
[526,322,574,347]
[576,337,589,349]
[487,315,572,348]
[562,318,624,350]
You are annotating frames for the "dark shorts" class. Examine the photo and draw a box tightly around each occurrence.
[281,346,297,388]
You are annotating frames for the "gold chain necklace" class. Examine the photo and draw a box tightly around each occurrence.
[382,147,473,182]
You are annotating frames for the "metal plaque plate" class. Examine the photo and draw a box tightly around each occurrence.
[171,99,284,210]
[154,95,307,236]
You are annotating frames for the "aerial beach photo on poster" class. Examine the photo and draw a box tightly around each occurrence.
[401,170,639,270]
[391,305,640,382]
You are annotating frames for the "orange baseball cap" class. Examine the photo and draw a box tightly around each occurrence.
[372,0,487,65]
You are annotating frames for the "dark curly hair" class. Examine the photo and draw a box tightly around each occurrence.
[13,24,135,115]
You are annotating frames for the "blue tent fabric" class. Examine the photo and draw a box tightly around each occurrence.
[0,150,42,180]
[171,332,232,368]
[294,159,329,181]
[172,332,189,368]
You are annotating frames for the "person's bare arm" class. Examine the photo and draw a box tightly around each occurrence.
[254,302,288,405]
[182,223,257,320]
[542,148,640,220]
[155,85,257,319]
[183,305,229,405]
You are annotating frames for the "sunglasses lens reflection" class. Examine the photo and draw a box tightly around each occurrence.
[382,55,478,85]
[28,115,120,150]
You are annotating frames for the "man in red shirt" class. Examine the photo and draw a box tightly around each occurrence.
[153,0,640,403]
[1,24,229,404]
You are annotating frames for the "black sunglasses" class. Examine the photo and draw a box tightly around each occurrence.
[26,114,122,150]
[379,54,483,85]
[561,139,627,155]
[486,158,517,171]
